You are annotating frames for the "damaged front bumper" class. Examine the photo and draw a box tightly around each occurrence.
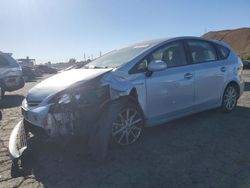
[21,99,78,138]
[8,115,76,159]
[9,120,28,159]
[9,84,112,159]
[8,101,78,159]
[21,99,51,129]
[9,104,98,159]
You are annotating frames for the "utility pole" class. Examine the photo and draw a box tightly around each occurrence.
[100,51,102,57]
[84,53,86,62]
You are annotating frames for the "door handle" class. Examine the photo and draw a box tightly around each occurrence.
[220,66,226,72]
[184,73,193,79]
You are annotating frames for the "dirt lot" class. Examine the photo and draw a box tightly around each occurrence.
[0,71,250,188]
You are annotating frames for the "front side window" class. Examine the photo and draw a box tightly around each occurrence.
[187,40,217,63]
[149,41,187,68]
[135,41,187,72]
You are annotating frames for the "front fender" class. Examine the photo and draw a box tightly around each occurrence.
[8,120,27,159]
[102,71,134,100]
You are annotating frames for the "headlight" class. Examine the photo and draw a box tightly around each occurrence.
[58,94,71,104]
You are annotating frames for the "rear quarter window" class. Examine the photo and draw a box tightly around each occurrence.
[216,44,230,59]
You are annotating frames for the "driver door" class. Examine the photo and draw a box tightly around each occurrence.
[145,41,195,123]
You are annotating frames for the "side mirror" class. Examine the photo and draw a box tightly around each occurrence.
[147,60,167,72]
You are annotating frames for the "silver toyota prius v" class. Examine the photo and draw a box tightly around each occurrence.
[9,37,244,162]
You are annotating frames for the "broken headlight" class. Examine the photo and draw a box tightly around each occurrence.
[53,85,107,106]
[58,93,71,104]
[57,92,81,105]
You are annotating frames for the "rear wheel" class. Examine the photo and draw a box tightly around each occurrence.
[221,84,238,112]
[89,98,144,161]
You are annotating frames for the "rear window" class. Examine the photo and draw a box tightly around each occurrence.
[216,44,230,59]
[0,55,10,67]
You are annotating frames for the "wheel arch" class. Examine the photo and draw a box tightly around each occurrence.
[100,86,145,118]
[114,87,144,113]
[226,80,240,98]
[221,80,241,101]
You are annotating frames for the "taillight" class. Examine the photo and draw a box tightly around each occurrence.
[236,58,243,75]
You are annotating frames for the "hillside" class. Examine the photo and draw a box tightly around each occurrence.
[202,28,250,59]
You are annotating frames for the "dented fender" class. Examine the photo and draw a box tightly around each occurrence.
[101,70,147,115]
[102,71,134,100]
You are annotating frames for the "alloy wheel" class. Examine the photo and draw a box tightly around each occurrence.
[224,86,237,110]
[111,108,143,146]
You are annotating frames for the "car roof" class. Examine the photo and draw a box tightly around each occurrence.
[131,36,228,49]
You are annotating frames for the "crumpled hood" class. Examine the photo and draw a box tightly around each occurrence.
[26,68,112,102]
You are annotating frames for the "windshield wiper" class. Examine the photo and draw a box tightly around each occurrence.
[94,66,109,69]
[85,65,110,69]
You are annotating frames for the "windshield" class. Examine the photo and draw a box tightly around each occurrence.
[85,44,151,68]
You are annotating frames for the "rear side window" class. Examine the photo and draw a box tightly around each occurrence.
[216,44,230,59]
[186,40,218,63]
[0,55,10,67]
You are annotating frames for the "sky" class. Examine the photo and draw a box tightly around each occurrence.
[0,0,250,64]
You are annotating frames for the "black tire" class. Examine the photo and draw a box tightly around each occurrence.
[0,84,5,100]
[11,158,21,178]
[19,77,25,88]
[89,98,144,161]
[11,153,32,177]
[221,83,238,112]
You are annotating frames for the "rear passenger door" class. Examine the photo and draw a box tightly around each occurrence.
[185,40,226,109]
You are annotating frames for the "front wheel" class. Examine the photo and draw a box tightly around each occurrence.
[221,84,238,112]
[89,98,144,161]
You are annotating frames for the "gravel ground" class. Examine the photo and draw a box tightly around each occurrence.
[0,71,250,188]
